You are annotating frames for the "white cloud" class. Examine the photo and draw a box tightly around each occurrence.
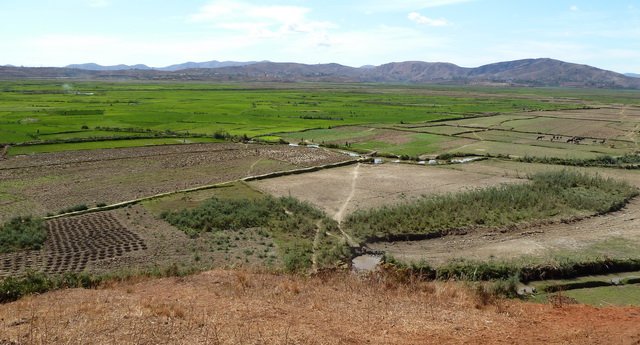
[190,1,335,39]
[363,0,472,12]
[408,12,449,26]
[17,22,450,68]
[88,0,110,8]
[24,34,254,67]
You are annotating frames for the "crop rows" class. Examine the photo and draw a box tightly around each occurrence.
[0,212,146,277]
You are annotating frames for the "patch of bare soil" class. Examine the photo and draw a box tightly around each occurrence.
[251,163,521,221]
[371,195,640,266]
[0,143,348,221]
[0,270,638,344]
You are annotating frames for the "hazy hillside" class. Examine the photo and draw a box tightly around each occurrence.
[66,63,152,71]
[159,60,260,71]
[5,58,640,89]
[66,60,261,71]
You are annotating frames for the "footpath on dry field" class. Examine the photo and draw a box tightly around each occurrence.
[45,157,366,220]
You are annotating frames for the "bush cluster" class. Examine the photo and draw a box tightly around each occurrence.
[518,153,640,168]
[0,216,47,253]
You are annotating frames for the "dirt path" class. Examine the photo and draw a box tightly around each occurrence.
[334,163,359,223]
[247,157,262,176]
[334,164,360,247]
[371,198,640,265]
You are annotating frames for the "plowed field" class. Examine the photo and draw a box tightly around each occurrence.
[0,143,348,221]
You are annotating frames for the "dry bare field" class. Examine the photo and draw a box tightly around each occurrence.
[0,143,349,222]
[250,163,521,221]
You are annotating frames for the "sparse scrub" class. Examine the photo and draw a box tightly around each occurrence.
[162,195,350,272]
[345,170,638,241]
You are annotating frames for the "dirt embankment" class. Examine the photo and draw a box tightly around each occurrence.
[0,270,638,344]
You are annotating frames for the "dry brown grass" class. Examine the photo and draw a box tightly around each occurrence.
[0,269,639,344]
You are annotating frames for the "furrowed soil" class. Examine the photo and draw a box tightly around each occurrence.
[0,143,349,221]
[0,204,282,277]
[0,270,638,345]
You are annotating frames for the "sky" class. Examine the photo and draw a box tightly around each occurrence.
[1,0,639,73]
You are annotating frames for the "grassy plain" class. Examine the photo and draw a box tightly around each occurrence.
[1,81,585,155]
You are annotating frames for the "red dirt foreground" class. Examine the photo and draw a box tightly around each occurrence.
[1,270,639,345]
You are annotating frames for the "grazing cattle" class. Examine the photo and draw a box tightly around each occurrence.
[536,135,544,140]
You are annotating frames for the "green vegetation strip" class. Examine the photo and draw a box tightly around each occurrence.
[0,217,46,253]
[518,153,640,169]
[0,264,196,304]
[162,196,350,272]
[385,255,640,284]
[345,170,638,242]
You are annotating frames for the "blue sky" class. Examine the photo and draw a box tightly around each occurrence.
[1,0,639,72]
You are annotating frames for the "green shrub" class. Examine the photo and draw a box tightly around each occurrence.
[0,216,47,253]
[59,204,88,214]
[281,241,313,272]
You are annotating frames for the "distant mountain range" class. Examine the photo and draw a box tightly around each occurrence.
[65,60,261,71]
[2,58,640,89]
[626,73,640,78]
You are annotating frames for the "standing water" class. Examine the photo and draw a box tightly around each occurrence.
[351,254,383,272]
